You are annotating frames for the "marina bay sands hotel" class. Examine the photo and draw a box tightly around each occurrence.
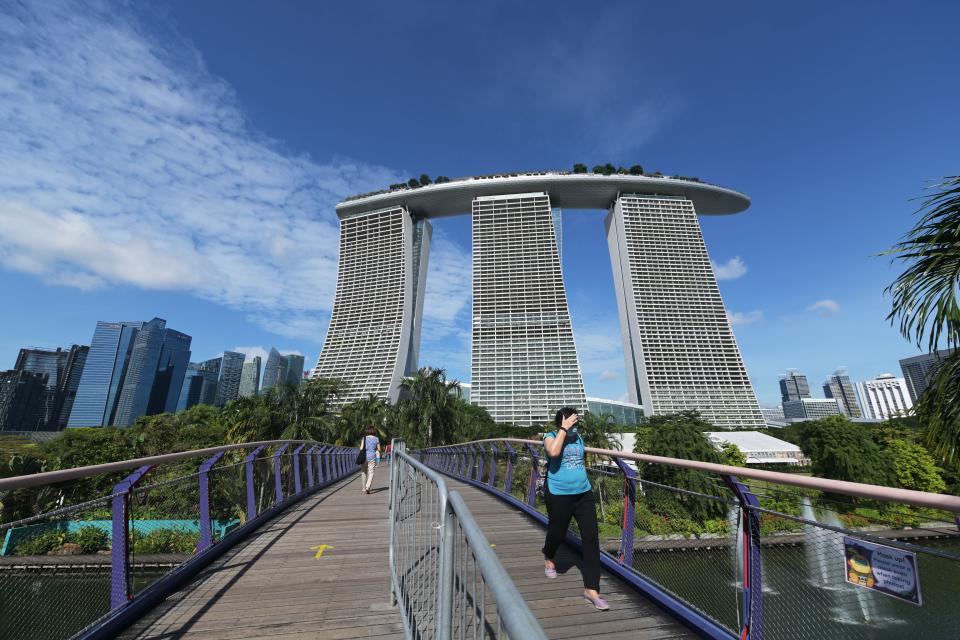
[313,172,764,429]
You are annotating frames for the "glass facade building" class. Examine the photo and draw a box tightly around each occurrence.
[779,370,811,402]
[239,356,261,397]
[585,396,644,426]
[262,348,286,393]
[899,349,954,403]
[0,370,49,431]
[215,351,245,406]
[14,345,90,429]
[69,321,144,427]
[823,370,862,418]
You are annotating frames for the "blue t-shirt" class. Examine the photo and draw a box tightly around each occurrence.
[364,435,378,462]
[543,430,591,495]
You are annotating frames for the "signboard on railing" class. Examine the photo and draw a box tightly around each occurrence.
[843,536,922,605]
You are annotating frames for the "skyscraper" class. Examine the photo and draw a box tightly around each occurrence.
[197,357,222,405]
[261,347,287,393]
[14,346,89,429]
[215,351,245,406]
[70,319,191,427]
[823,370,862,418]
[779,371,811,403]
[239,356,261,397]
[313,206,430,404]
[0,370,49,431]
[69,321,144,427]
[177,363,205,412]
[855,374,913,420]
[607,195,762,428]
[472,193,585,425]
[285,354,305,387]
[900,349,955,403]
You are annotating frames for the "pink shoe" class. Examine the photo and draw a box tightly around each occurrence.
[544,567,557,579]
[583,594,609,610]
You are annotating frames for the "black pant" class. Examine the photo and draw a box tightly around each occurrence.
[541,486,601,591]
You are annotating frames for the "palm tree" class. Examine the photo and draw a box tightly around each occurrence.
[399,367,460,446]
[340,395,390,445]
[886,176,960,462]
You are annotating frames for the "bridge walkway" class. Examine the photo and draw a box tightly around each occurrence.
[443,477,698,640]
[121,470,401,640]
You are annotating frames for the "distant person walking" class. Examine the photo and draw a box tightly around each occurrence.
[541,407,608,610]
[360,427,381,494]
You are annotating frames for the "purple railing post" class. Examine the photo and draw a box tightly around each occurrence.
[724,476,764,640]
[504,441,515,495]
[245,445,268,521]
[198,451,226,553]
[487,444,497,488]
[306,446,316,488]
[317,446,327,483]
[110,464,153,610]
[273,444,290,504]
[455,446,465,477]
[293,444,305,494]
[474,446,484,482]
[324,447,332,481]
[466,446,475,479]
[524,444,540,508]
[612,458,637,568]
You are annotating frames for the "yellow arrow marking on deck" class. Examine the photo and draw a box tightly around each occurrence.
[310,544,335,558]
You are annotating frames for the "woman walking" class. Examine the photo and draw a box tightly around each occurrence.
[542,407,608,610]
[360,427,381,494]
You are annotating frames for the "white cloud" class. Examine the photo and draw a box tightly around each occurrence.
[727,310,763,326]
[808,299,841,317]
[574,321,626,375]
[599,369,619,381]
[0,2,438,343]
[712,257,748,281]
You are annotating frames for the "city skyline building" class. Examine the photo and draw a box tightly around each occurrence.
[197,357,222,406]
[899,349,955,403]
[215,351,245,407]
[472,192,586,424]
[779,370,811,403]
[823,370,862,418]
[855,373,913,420]
[606,195,762,428]
[14,345,88,429]
[0,370,49,431]
[316,172,760,427]
[285,353,305,387]
[239,356,261,397]
[261,347,287,393]
[69,320,144,427]
[313,206,430,405]
[782,397,842,421]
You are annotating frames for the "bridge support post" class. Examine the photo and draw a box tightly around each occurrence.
[110,464,153,610]
[306,446,316,488]
[245,445,268,522]
[612,458,637,568]
[724,476,763,640]
[503,442,514,495]
[293,444,305,494]
[487,444,497,488]
[524,444,540,508]
[274,444,290,504]
[316,446,326,483]
[198,451,226,553]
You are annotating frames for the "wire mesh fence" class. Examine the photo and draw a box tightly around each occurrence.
[423,439,960,640]
[390,442,546,640]
[0,495,115,640]
[0,440,350,640]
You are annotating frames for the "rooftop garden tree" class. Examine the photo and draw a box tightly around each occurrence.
[629,165,644,175]
[572,163,587,174]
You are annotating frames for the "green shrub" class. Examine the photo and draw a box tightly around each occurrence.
[132,528,199,554]
[15,529,69,555]
[704,519,731,536]
[73,526,110,553]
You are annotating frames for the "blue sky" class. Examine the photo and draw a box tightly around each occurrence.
[1,1,957,407]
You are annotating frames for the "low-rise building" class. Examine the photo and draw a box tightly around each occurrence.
[706,431,809,466]
[782,398,841,421]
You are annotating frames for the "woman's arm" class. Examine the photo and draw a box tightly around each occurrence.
[544,414,579,458]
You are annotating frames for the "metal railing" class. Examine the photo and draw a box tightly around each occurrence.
[0,440,358,640]
[388,440,546,640]
[422,439,960,640]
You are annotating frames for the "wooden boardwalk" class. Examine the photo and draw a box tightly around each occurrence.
[122,467,698,639]
[122,469,402,640]
[445,478,699,640]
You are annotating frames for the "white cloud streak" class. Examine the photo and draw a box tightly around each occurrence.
[712,256,748,281]
[727,310,763,326]
[808,299,841,317]
[0,1,426,341]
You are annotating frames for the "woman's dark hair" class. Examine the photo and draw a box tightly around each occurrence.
[553,407,579,429]
[365,426,377,436]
